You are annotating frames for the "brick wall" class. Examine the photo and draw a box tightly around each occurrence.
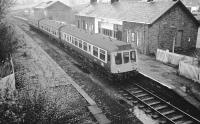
[46,2,74,24]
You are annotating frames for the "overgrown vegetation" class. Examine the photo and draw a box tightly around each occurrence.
[0,0,18,78]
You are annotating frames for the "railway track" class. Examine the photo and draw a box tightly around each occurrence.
[118,83,200,124]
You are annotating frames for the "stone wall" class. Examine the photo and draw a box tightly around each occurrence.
[148,4,198,54]
[0,58,15,91]
[123,22,149,54]
[75,16,95,33]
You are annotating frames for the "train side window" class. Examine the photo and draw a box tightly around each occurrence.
[100,49,106,61]
[79,40,82,49]
[64,34,66,39]
[88,44,91,53]
[75,38,78,46]
[123,52,129,63]
[69,36,72,42]
[72,37,75,44]
[93,46,98,57]
[83,42,87,51]
[130,51,136,62]
[115,53,122,65]
[67,35,69,42]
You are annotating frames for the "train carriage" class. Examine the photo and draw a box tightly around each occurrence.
[28,18,137,80]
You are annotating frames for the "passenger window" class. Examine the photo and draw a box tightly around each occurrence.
[67,35,69,41]
[79,40,82,48]
[115,53,122,65]
[123,52,129,63]
[83,42,87,51]
[72,37,75,44]
[130,51,136,62]
[75,38,78,46]
[100,49,106,61]
[69,36,72,42]
[93,46,98,57]
[88,44,91,53]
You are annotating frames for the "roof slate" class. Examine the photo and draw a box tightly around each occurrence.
[34,1,58,9]
[77,0,180,24]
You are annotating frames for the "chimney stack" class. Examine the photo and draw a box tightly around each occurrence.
[90,0,97,4]
[111,0,119,4]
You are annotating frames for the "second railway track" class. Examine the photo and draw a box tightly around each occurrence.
[118,83,200,124]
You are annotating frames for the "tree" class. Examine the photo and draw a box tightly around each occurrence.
[0,0,17,62]
[0,0,16,19]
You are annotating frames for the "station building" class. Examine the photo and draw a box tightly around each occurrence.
[33,1,74,24]
[75,0,199,55]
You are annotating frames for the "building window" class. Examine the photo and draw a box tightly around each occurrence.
[93,46,98,57]
[83,42,87,51]
[100,49,106,61]
[83,20,86,30]
[131,32,138,44]
[78,20,80,28]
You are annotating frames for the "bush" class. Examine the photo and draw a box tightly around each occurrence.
[0,88,25,124]
[0,22,18,62]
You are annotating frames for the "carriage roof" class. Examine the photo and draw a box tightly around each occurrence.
[39,19,65,29]
[61,24,132,52]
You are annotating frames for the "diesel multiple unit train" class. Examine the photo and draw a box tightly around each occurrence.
[28,18,137,80]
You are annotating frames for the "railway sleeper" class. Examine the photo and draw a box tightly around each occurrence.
[141,96,155,101]
[135,93,148,98]
[174,118,193,124]
[151,104,168,111]
[160,109,175,116]
[169,114,184,121]
[179,120,193,124]
[130,90,143,94]
[147,101,160,106]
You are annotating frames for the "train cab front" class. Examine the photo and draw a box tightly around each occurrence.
[110,49,137,80]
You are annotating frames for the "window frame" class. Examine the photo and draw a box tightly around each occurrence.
[83,42,87,51]
[100,49,106,61]
[93,46,98,57]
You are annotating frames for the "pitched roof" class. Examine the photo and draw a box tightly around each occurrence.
[34,1,68,9]
[181,0,200,7]
[77,0,194,24]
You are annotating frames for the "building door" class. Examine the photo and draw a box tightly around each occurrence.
[176,30,183,47]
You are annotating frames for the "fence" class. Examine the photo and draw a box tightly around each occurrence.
[0,58,15,91]
[156,49,200,83]
[156,49,195,66]
[179,60,200,84]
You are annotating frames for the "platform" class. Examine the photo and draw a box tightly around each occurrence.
[137,53,200,110]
